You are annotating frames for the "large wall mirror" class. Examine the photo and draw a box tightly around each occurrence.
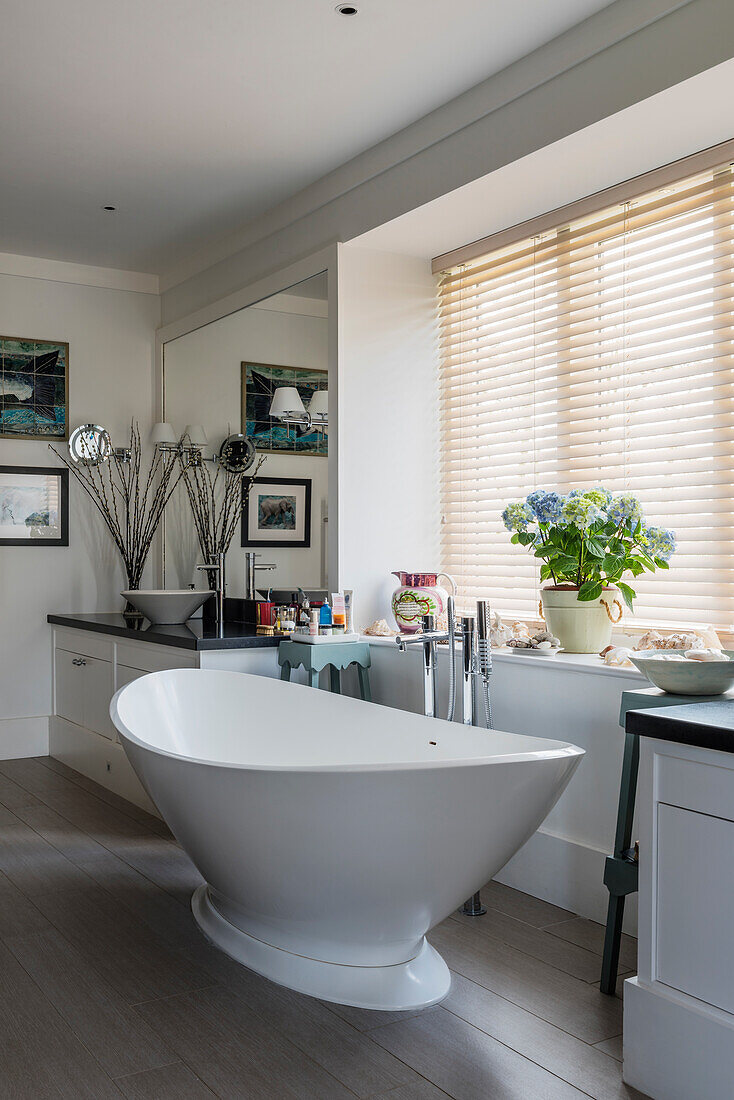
[161,271,329,598]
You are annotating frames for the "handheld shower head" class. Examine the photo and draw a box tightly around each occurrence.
[476,599,493,730]
[476,600,493,678]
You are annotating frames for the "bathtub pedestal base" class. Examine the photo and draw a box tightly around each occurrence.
[192,885,451,1011]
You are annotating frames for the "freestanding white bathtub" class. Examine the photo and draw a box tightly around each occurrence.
[111,668,583,1010]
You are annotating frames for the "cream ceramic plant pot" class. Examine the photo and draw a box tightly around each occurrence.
[540,585,623,654]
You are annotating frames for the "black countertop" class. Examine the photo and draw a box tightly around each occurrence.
[47,613,279,651]
[626,699,734,753]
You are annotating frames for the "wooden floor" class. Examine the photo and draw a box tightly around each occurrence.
[0,756,645,1099]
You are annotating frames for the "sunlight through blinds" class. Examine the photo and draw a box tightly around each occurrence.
[437,158,734,630]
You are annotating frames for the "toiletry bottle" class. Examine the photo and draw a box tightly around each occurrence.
[319,598,332,635]
[332,593,346,634]
[309,609,319,637]
[299,595,311,629]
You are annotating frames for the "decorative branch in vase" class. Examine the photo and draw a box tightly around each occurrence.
[179,447,266,592]
[49,421,185,610]
[502,488,676,653]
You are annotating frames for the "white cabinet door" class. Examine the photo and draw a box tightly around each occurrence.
[54,649,114,737]
[116,665,147,691]
[656,801,734,1013]
[83,656,116,740]
[55,649,85,727]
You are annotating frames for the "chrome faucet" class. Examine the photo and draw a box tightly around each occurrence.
[244,551,276,600]
[459,614,476,726]
[396,597,494,918]
[395,613,452,719]
[196,551,226,622]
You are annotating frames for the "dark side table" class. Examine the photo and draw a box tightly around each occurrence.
[600,685,734,994]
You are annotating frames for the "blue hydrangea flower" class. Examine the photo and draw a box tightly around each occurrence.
[640,526,677,561]
[502,501,534,532]
[526,490,563,524]
[559,495,603,530]
[608,492,643,526]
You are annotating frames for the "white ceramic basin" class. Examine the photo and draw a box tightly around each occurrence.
[121,589,213,625]
[629,649,734,696]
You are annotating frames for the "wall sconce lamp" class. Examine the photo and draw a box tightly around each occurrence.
[150,423,256,474]
[269,387,328,432]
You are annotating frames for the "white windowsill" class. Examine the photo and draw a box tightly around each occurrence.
[362,635,645,680]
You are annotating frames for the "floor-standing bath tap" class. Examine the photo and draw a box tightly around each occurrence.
[395,613,451,718]
[396,596,495,917]
[459,614,476,727]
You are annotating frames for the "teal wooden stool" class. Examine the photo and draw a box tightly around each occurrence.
[278,639,372,700]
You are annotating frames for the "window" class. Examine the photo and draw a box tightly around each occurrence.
[436,148,734,631]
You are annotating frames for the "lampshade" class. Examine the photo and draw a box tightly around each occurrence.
[269,387,306,418]
[150,422,177,445]
[184,424,208,446]
[308,389,329,418]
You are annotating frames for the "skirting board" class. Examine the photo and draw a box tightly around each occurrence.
[0,715,49,760]
[494,825,638,935]
[49,716,159,817]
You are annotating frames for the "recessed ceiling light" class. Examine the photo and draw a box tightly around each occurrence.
[102,205,116,212]
[335,4,358,14]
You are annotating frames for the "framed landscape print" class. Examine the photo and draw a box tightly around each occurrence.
[0,466,69,546]
[0,335,69,440]
[242,477,312,549]
[242,361,327,457]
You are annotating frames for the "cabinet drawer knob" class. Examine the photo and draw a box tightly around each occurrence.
[72,657,87,666]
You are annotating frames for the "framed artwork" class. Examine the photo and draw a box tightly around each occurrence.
[0,335,69,440]
[242,361,327,457]
[242,477,312,549]
[0,466,69,546]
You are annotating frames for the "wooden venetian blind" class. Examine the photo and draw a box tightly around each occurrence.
[437,150,734,630]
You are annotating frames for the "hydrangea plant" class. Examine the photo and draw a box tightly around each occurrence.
[502,488,676,611]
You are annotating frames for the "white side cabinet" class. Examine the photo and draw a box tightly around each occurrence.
[624,736,734,1100]
[51,627,197,812]
[49,623,281,813]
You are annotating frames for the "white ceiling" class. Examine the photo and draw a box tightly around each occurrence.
[0,0,616,276]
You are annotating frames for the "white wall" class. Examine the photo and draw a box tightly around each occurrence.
[0,271,159,757]
[337,245,439,627]
[163,294,329,595]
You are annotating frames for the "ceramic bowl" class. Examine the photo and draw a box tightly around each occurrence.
[629,649,734,696]
[121,589,213,625]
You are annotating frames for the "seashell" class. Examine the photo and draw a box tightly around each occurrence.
[490,613,532,647]
[638,630,704,651]
[684,648,728,662]
[363,618,397,637]
[536,640,553,651]
[603,646,634,667]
